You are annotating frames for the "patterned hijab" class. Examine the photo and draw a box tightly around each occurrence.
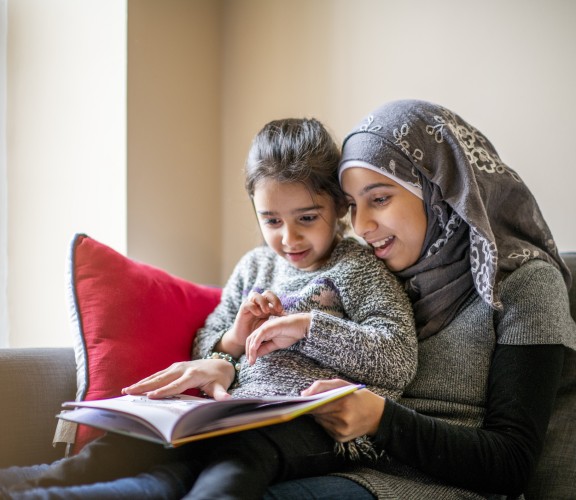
[339,99,571,339]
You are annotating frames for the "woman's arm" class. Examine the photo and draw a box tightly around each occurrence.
[374,344,564,495]
[307,344,563,495]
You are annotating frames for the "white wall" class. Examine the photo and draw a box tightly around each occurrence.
[7,0,127,346]
[0,0,7,346]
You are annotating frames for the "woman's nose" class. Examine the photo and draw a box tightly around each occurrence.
[353,206,377,238]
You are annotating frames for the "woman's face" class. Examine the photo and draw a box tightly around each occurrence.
[341,167,428,272]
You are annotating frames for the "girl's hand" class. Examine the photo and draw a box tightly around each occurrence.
[121,358,236,400]
[302,379,385,441]
[218,290,285,358]
[245,313,311,365]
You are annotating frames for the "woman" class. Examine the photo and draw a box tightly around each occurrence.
[266,99,576,498]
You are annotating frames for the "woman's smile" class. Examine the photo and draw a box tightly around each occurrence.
[369,236,395,260]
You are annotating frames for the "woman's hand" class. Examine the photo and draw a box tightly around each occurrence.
[302,379,385,442]
[245,313,311,365]
[218,290,285,358]
[121,359,236,400]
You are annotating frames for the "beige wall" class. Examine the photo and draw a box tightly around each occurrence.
[127,0,222,285]
[220,0,576,278]
[5,0,576,346]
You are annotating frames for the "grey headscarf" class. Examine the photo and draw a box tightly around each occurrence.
[340,99,571,339]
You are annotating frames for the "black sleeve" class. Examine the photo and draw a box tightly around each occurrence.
[373,344,564,496]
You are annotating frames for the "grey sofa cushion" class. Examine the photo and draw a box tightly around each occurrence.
[0,348,76,467]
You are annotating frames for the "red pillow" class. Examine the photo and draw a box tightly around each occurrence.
[66,234,221,453]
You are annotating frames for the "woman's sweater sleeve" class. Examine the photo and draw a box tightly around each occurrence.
[374,344,564,495]
[298,248,418,392]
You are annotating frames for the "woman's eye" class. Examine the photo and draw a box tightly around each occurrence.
[373,196,389,206]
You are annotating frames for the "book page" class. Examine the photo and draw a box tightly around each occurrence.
[59,407,169,444]
[63,394,298,441]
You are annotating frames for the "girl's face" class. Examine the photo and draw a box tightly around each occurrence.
[341,167,427,272]
[252,178,343,272]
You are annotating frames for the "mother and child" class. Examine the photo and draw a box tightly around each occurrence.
[1,99,575,499]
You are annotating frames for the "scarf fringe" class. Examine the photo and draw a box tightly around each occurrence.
[334,435,382,462]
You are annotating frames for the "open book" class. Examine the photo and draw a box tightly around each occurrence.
[57,384,362,447]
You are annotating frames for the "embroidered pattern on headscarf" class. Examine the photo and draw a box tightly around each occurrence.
[427,212,462,256]
[469,226,500,308]
[339,99,571,339]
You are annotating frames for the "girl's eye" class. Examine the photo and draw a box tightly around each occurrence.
[263,218,281,226]
[300,214,318,223]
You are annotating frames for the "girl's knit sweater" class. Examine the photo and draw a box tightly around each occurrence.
[193,237,417,400]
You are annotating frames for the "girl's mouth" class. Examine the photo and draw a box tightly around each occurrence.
[285,249,310,263]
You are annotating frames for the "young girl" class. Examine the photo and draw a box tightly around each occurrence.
[1,118,416,499]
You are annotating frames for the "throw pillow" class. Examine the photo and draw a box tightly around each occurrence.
[66,233,222,453]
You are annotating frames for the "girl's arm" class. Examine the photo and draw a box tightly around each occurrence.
[122,357,236,400]
[191,255,253,359]
[298,251,417,392]
[125,250,273,399]
[244,246,417,391]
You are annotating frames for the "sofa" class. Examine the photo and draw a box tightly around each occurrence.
[0,253,575,499]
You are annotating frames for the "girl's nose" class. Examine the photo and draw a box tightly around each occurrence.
[282,224,301,246]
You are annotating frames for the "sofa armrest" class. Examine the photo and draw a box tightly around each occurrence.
[0,348,76,467]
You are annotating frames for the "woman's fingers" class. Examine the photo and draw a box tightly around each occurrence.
[306,382,386,440]
[301,378,349,396]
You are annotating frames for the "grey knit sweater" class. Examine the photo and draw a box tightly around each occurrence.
[193,237,417,400]
[335,260,576,498]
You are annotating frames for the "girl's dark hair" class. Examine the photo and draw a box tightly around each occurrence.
[245,118,345,213]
